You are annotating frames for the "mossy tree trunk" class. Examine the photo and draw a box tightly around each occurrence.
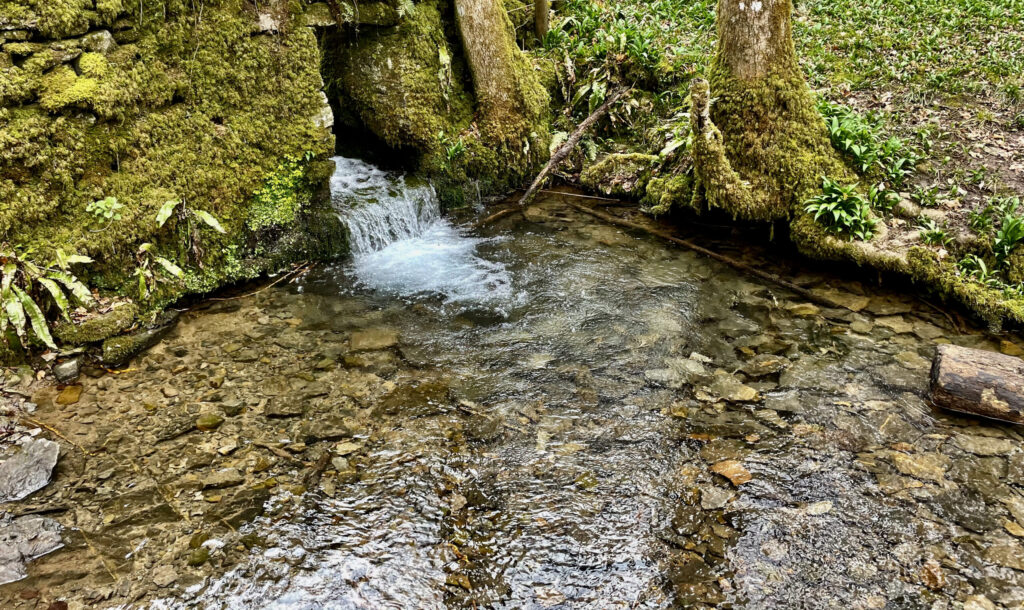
[690,0,847,221]
[454,0,548,154]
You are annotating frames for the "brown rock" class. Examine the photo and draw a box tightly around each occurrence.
[55,385,82,405]
[711,460,752,486]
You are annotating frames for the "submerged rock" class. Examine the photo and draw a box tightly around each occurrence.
[0,515,64,585]
[0,438,60,503]
[350,329,399,351]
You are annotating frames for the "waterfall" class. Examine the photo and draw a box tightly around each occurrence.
[329,156,515,305]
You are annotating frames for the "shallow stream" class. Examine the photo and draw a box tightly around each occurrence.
[3,158,1024,609]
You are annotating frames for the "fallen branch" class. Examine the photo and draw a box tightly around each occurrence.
[518,88,629,207]
[564,202,839,309]
[474,207,521,229]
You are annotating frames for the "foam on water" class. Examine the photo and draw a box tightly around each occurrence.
[330,156,513,305]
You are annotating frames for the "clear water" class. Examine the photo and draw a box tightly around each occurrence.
[7,161,1024,610]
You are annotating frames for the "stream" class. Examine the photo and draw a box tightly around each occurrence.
[3,157,1024,609]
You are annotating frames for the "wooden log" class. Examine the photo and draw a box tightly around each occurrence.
[929,344,1024,424]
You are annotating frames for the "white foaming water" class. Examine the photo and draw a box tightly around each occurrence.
[330,156,513,304]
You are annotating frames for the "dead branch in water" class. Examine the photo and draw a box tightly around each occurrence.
[564,202,840,309]
[518,88,629,208]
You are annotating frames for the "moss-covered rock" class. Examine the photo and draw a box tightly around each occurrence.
[1,0,336,318]
[581,153,660,199]
[53,302,138,345]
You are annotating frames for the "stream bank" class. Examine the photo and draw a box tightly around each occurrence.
[3,176,1024,607]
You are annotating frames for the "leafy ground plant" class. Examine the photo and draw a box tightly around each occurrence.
[804,178,877,241]
[918,218,951,246]
[0,246,95,350]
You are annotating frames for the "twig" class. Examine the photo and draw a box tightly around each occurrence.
[20,417,98,457]
[473,208,522,228]
[564,202,841,309]
[254,441,308,466]
[518,88,630,207]
[207,263,312,302]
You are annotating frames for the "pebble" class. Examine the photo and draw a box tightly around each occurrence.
[786,303,820,317]
[876,316,914,334]
[964,596,996,610]
[700,486,733,510]
[711,460,752,486]
[350,329,399,351]
[891,452,950,482]
[55,385,83,405]
[195,413,224,431]
[202,468,244,489]
[152,566,177,587]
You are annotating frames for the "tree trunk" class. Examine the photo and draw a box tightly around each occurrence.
[454,0,548,149]
[686,0,847,221]
[534,0,550,40]
[929,344,1024,424]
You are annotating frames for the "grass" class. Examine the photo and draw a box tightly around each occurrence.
[548,0,1024,108]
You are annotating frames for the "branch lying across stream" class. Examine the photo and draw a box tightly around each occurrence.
[518,88,630,208]
[563,202,843,309]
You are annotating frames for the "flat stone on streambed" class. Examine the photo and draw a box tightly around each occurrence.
[195,413,224,431]
[0,515,64,586]
[954,435,1018,457]
[264,400,304,418]
[0,438,60,503]
[711,460,752,486]
[202,468,244,489]
[350,328,399,351]
[891,451,950,482]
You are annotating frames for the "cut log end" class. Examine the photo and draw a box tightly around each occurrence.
[929,344,1024,425]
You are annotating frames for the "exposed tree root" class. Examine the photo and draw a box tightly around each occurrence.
[564,201,840,309]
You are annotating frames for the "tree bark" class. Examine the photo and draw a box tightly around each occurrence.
[453,0,547,144]
[716,0,797,81]
[929,344,1024,424]
[683,0,847,221]
[534,0,550,40]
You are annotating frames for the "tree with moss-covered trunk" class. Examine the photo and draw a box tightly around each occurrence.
[689,0,847,221]
[453,0,548,155]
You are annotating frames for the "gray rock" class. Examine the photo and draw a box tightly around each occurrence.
[53,357,82,383]
[314,91,333,130]
[0,515,63,586]
[0,438,60,503]
[81,29,116,54]
[264,399,304,418]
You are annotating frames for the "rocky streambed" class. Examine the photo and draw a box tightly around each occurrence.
[2,193,1024,609]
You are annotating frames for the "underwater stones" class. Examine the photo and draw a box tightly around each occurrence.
[700,486,733,510]
[55,385,83,405]
[263,400,304,418]
[711,460,752,486]
[742,354,789,378]
[706,373,760,403]
[891,451,950,482]
[0,515,63,586]
[984,542,1024,571]
[876,316,914,334]
[152,565,178,587]
[1001,340,1024,357]
[786,303,820,317]
[963,595,997,610]
[195,413,224,432]
[101,318,177,366]
[0,438,60,503]
[811,289,871,312]
[350,329,399,351]
[202,468,244,490]
[954,435,1017,457]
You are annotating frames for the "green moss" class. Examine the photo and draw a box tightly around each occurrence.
[326,0,474,152]
[692,72,850,221]
[2,1,334,312]
[53,302,138,345]
[581,153,659,198]
[248,153,316,232]
[644,171,696,217]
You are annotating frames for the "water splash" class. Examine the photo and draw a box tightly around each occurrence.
[330,156,514,305]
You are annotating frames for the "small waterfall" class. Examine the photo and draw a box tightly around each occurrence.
[330,157,440,254]
[329,156,515,305]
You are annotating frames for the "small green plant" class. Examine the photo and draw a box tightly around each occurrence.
[957,254,1000,286]
[818,100,921,187]
[918,218,951,246]
[0,245,95,350]
[437,132,467,169]
[995,212,1024,264]
[804,178,877,241]
[911,185,940,208]
[132,243,184,300]
[969,205,995,233]
[86,196,124,222]
[867,182,899,212]
[248,152,315,232]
